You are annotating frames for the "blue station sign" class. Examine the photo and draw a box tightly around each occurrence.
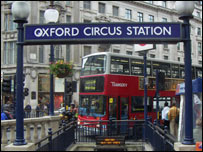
[24,22,183,45]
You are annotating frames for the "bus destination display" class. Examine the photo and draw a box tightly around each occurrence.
[80,76,104,92]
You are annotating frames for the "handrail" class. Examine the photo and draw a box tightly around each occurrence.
[35,121,75,146]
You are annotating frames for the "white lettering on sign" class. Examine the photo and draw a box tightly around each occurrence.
[111,82,128,87]
[84,26,122,36]
[33,26,172,37]
[127,26,171,36]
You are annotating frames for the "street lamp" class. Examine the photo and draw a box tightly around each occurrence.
[11,1,30,145]
[175,1,195,145]
[44,2,59,116]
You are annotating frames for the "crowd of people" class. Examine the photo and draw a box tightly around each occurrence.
[1,96,78,120]
[1,97,15,120]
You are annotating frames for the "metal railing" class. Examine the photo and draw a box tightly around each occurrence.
[146,120,176,151]
[76,119,145,143]
[35,121,75,151]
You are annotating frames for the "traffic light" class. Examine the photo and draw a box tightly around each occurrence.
[158,72,165,90]
[65,81,72,95]
[2,77,11,93]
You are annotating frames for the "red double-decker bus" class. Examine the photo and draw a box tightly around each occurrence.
[78,52,201,123]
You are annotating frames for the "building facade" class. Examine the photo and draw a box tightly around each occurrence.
[1,1,202,109]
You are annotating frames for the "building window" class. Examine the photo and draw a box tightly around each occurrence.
[164,56,168,60]
[84,1,91,10]
[125,9,132,20]
[66,45,71,62]
[84,19,91,23]
[5,14,17,31]
[163,43,168,49]
[177,43,180,50]
[196,11,201,18]
[66,15,71,23]
[99,3,105,14]
[138,12,144,22]
[147,1,153,4]
[162,1,167,8]
[138,52,143,56]
[113,49,120,53]
[149,15,154,22]
[39,45,44,63]
[150,54,155,58]
[38,74,50,92]
[162,18,167,22]
[113,6,119,17]
[178,57,181,61]
[197,27,201,36]
[54,45,62,60]
[199,61,202,65]
[3,41,17,65]
[198,42,202,55]
[84,46,91,56]
[40,10,45,24]
[66,1,71,6]
[126,51,132,55]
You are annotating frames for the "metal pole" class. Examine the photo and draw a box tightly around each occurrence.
[182,17,194,145]
[144,51,148,140]
[156,69,159,125]
[14,21,27,145]
[50,45,54,116]
[1,72,3,113]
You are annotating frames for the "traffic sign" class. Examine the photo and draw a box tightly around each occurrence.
[24,22,182,45]
[134,44,155,52]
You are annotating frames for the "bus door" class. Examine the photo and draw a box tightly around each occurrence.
[108,96,129,120]
[119,96,129,134]
[108,96,129,134]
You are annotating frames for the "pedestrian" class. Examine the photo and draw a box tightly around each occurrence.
[44,100,50,116]
[161,102,170,130]
[24,104,32,118]
[168,103,179,138]
[36,103,41,117]
[1,111,8,120]
[70,103,78,119]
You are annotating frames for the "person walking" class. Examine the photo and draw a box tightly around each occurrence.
[161,102,170,130]
[168,103,179,138]
[24,104,32,118]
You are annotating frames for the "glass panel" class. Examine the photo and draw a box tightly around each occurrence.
[109,97,117,118]
[138,12,143,22]
[80,76,104,93]
[180,65,185,79]
[81,55,106,76]
[125,9,132,20]
[152,62,171,78]
[38,74,50,92]
[121,97,128,118]
[84,1,91,10]
[113,6,119,17]
[172,64,180,78]
[111,57,129,75]
[131,96,152,112]
[131,59,144,75]
[99,3,105,14]
[79,96,106,117]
